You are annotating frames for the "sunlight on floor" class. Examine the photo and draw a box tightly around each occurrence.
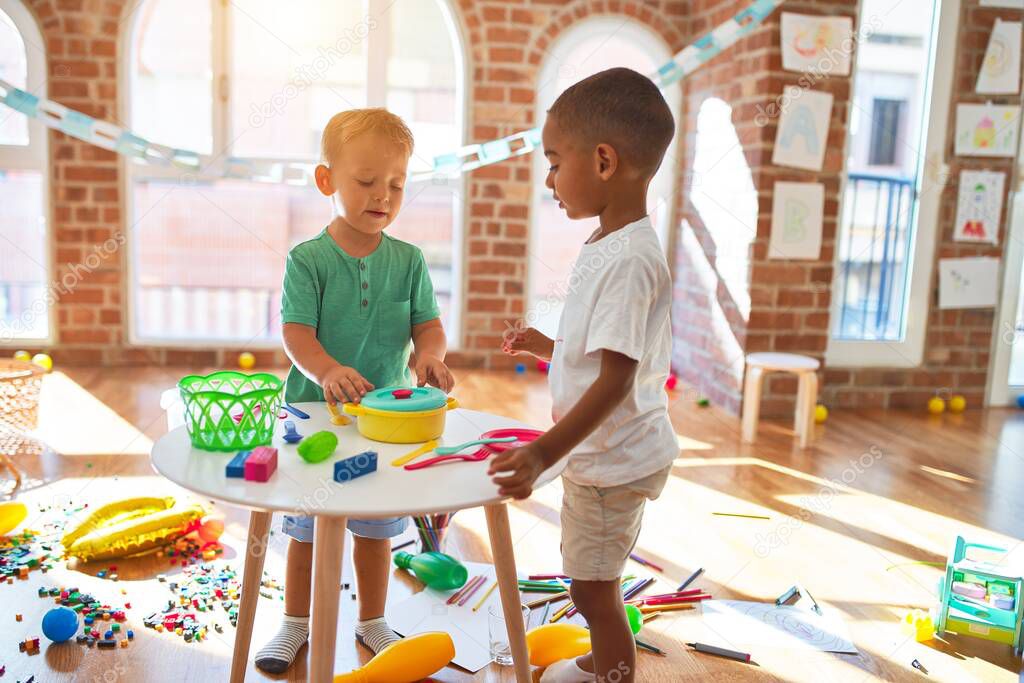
[34,372,154,456]
[676,433,713,450]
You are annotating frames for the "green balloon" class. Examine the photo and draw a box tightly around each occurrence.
[625,604,643,635]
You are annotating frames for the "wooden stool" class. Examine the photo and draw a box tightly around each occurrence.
[741,352,820,448]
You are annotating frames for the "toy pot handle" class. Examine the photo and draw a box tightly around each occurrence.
[342,403,364,416]
[445,397,459,411]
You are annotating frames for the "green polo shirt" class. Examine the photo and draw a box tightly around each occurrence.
[281,228,441,403]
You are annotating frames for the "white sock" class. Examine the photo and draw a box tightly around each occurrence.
[254,614,308,674]
[355,616,400,654]
[540,658,597,683]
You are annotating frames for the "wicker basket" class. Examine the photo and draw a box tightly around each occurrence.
[0,359,44,433]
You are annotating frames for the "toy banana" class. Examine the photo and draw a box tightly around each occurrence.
[0,501,28,536]
[61,496,176,548]
[64,503,205,561]
[333,632,454,683]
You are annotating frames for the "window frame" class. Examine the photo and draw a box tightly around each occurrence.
[120,0,467,348]
[0,0,52,347]
[825,0,957,368]
[527,16,681,335]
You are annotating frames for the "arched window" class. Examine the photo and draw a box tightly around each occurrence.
[529,17,681,337]
[0,0,49,343]
[125,0,465,344]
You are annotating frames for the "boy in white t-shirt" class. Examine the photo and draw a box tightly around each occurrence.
[492,68,678,683]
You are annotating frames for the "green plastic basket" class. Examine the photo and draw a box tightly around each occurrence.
[178,371,284,452]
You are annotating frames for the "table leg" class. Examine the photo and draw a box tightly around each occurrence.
[230,509,272,683]
[310,515,347,683]
[484,503,530,683]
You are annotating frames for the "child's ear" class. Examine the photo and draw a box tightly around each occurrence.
[595,143,618,180]
[314,164,335,197]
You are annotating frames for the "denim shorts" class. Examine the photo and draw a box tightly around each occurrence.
[282,515,409,542]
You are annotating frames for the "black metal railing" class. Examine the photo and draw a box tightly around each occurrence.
[834,172,916,341]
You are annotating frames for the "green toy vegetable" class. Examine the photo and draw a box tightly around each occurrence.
[297,430,338,463]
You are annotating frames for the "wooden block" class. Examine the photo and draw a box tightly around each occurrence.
[334,450,377,483]
[244,446,277,482]
[226,450,252,478]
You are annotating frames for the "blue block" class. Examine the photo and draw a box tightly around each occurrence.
[226,450,252,478]
[334,451,378,483]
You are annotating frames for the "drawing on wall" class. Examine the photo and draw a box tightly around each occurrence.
[780,13,855,75]
[938,257,1000,309]
[770,182,825,259]
[954,170,1006,244]
[976,19,1022,94]
[772,89,834,171]
[954,104,1021,157]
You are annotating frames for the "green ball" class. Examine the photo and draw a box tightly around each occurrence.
[625,603,643,635]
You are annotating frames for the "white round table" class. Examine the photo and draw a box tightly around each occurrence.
[151,402,564,683]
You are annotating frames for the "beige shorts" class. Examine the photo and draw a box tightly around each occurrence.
[561,465,671,581]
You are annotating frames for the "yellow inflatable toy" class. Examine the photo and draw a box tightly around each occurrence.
[334,632,454,683]
[62,496,204,561]
[0,501,28,535]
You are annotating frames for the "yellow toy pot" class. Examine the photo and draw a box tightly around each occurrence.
[344,386,458,444]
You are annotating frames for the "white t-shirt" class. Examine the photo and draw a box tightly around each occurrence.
[548,215,679,487]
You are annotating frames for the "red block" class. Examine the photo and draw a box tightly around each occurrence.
[244,446,277,482]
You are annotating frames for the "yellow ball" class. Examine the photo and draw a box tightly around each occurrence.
[814,404,829,423]
[31,353,53,372]
[927,397,945,415]
[949,395,966,413]
[13,350,31,362]
[237,352,255,370]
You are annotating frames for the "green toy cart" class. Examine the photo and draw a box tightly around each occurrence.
[935,536,1024,655]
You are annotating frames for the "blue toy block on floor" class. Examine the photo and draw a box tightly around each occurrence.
[226,450,252,478]
[334,450,378,483]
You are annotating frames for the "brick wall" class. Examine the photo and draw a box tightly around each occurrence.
[17,0,688,370]
[672,0,855,416]
[11,0,1018,415]
[747,0,855,416]
[822,0,1020,411]
[675,0,1017,417]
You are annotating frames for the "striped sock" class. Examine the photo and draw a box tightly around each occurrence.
[355,616,400,654]
[254,614,309,674]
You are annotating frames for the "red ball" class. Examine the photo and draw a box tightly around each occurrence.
[537,360,550,373]
[665,374,678,390]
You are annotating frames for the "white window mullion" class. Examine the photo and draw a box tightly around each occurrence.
[366,0,390,108]
[212,0,230,159]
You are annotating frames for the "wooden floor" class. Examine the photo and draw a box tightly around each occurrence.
[2,366,1024,682]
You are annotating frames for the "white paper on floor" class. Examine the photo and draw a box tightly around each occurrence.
[700,600,858,654]
[386,561,524,672]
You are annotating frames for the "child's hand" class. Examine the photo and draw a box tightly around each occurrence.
[501,327,553,360]
[413,354,455,393]
[320,365,374,404]
[488,444,545,499]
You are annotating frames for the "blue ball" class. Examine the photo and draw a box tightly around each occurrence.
[515,363,526,374]
[1018,395,1024,409]
[42,606,79,643]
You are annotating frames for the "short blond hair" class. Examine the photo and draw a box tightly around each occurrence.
[320,108,415,164]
